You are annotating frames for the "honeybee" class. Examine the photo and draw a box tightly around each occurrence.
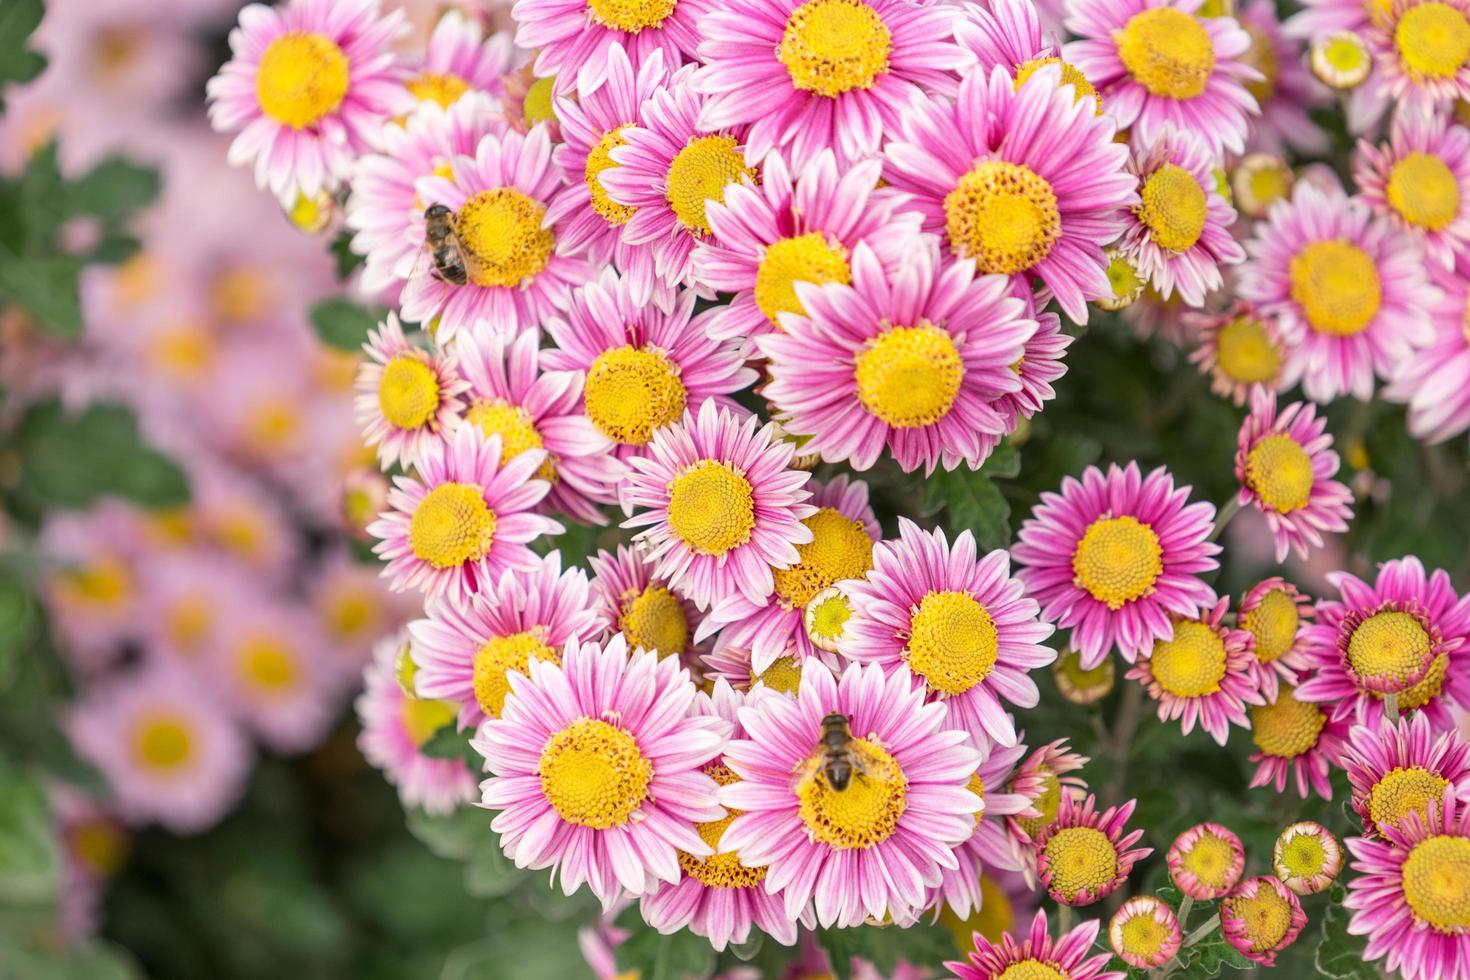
[793,712,884,793]
[422,203,468,285]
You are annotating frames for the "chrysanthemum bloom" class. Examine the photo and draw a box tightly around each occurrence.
[692,0,965,171]
[1238,577,1315,701]
[882,65,1133,323]
[39,505,141,674]
[455,324,620,525]
[758,239,1036,474]
[1186,302,1287,405]
[1385,253,1470,443]
[1247,683,1348,799]
[719,661,982,928]
[1013,462,1220,668]
[1352,0,1470,131]
[1220,875,1307,966]
[1237,0,1332,156]
[50,783,128,942]
[957,0,1104,114]
[1233,389,1353,563]
[210,601,340,754]
[206,0,408,204]
[409,552,609,727]
[1309,30,1376,92]
[699,637,814,696]
[622,401,815,611]
[542,269,756,464]
[948,909,1124,980]
[1231,153,1296,220]
[356,633,477,815]
[700,474,878,674]
[1119,128,1244,308]
[512,0,709,95]
[354,314,468,469]
[368,423,562,603]
[694,150,921,343]
[1063,0,1260,157]
[401,10,513,108]
[1052,648,1117,705]
[1004,739,1091,857]
[930,739,1032,919]
[399,125,594,341]
[1297,557,1470,730]
[1345,795,1470,980]
[1238,182,1433,402]
[474,634,727,907]
[639,681,799,951]
[1168,822,1246,900]
[1273,821,1343,895]
[843,520,1054,747]
[1340,712,1470,837]
[1109,895,1182,969]
[1355,105,1470,267]
[589,545,704,667]
[66,666,251,834]
[1035,794,1150,906]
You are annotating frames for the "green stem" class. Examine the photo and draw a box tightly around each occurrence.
[1153,912,1220,979]
[1384,692,1399,720]
[1176,895,1194,930]
[1207,496,1241,543]
[1058,903,1072,933]
[1181,913,1220,947]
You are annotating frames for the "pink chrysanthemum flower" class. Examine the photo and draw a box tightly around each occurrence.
[1220,875,1307,966]
[589,544,706,668]
[39,503,142,674]
[719,660,982,928]
[1296,557,1470,730]
[930,739,1032,919]
[1168,822,1246,900]
[399,125,595,342]
[354,313,468,469]
[356,632,477,815]
[1013,462,1220,668]
[1238,181,1433,402]
[1004,739,1091,858]
[622,401,815,611]
[994,294,1073,430]
[882,65,1134,323]
[455,324,620,525]
[843,519,1055,747]
[1273,821,1343,895]
[1283,0,1377,41]
[1035,794,1151,906]
[1185,301,1288,406]
[66,665,251,834]
[474,634,728,908]
[1340,712,1470,837]
[1109,895,1182,970]
[699,474,878,675]
[206,0,408,204]
[699,636,815,696]
[1352,0,1470,131]
[1237,0,1332,156]
[409,551,609,728]
[542,268,755,464]
[50,783,127,942]
[402,10,515,108]
[1345,795,1470,980]
[957,0,1103,114]
[1119,127,1245,307]
[1385,253,1470,443]
[695,149,921,343]
[1233,389,1354,563]
[511,0,709,95]
[758,239,1036,474]
[1247,682,1349,799]
[1356,111,1470,268]
[1238,577,1315,701]
[692,0,965,171]
[948,909,1123,980]
[638,681,801,950]
[368,423,562,603]
[1063,0,1260,157]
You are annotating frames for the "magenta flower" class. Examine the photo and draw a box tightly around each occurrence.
[1220,875,1306,966]
[929,739,1033,919]
[1185,301,1289,406]
[512,0,709,95]
[1035,793,1151,906]
[588,544,706,668]
[1238,576,1316,702]
[1385,253,1470,443]
[1247,683,1348,800]
[951,908,1123,980]
[1340,712,1470,837]
[1355,109,1470,268]
[1168,821,1246,900]
[1109,895,1181,969]
[354,314,468,470]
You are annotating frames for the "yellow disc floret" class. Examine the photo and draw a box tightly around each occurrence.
[1120,911,1171,961]
[1387,151,1460,230]
[1071,515,1164,610]
[587,0,678,32]
[1245,433,1314,513]
[587,126,636,225]
[619,585,690,658]
[474,629,559,718]
[455,188,555,288]
[1138,164,1208,252]
[1288,239,1381,337]
[1043,826,1118,902]
[256,32,350,129]
[1215,314,1283,384]
[797,737,906,848]
[539,717,653,829]
[854,324,964,429]
[944,161,1061,275]
[754,233,852,328]
[905,590,1000,696]
[772,508,873,608]
[1015,57,1103,112]
[1149,620,1228,698]
[995,962,1068,980]
[752,655,803,694]
[666,134,755,235]
[240,637,297,692]
[410,482,497,569]
[1396,2,1470,78]
[1368,766,1450,831]
[666,460,756,556]
[465,400,555,482]
[132,715,193,771]
[583,345,687,446]
[401,695,458,747]
[1250,687,1327,758]
[1243,589,1300,664]
[406,72,470,108]
[777,0,893,97]
[1224,886,1293,952]
[1348,610,1431,688]
[1116,8,1217,99]
[1181,830,1237,891]
[378,355,441,431]
[1402,835,1470,931]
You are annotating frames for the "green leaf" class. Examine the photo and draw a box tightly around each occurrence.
[330,231,367,280]
[923,468,1012,551]
[69,158,161,221]
[404,806,490,864]
[10,401,190,509]
[0,756,59,906]
[310,297,381,350]
[0,0,45,111]
[980,441,1021,479]
[1315,881,1377,980]
[419,724,479,766]
[812,921,955,980]
[614,911,717,980]
[1188,930,1254,975]
[0,249,82,337]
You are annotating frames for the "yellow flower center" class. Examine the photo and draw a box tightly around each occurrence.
[1215,315,1282,384]
[586,126,636,225]
[1243,588,1300,663]
[1278,833,1327,878]
[1071,515,1164,610]
[401,694,458,747]
[474,629,559,718]
[148,322,214,380]
[245,398,301,452]
[1368,766,1450,831]
[1116,8,1216,99]
[1348,610,1431,687]
[1138,164,1208,252]
[944,161,1061,275]
[806,586,855,652]
[1120,911,1170,959]
[678,772,767,888]
[1387,151,1460,230]
[1396,2,1470,78]
[1245,433,1314,513]
[523,75,558,125]
[132,715,193,771]
[583,345,687,446]
[1150,620,1227,698]
[1015,57,1103,112]
[1181,831,1237,890]
[967,772,988,824]
[619,585,690,658]
[1250,687,1327,758]
[239,637,298,692]
[751,655,803,694]
[1043,826,1118,902]
[465,400,555,482]
[854,324,964,429]
[406,71,470,108]
[1054,648,1116,701]
[287,189,334,234]
[256,32,350,129]
[1394,653,1449,709]
[772,508,873,608]
[378,354,441,431]
[586,0,677,32]
[905,590,999,696]
[1242,23,1280,102]
[1242,161,1293,213]
[538,718,653,829]
[754,233,852,329]
[666,460,756,556]
[666,134,755,235]
[1016,771,1061,839]
[167,596,213,655]
[1402,835,1470,930]
[797,737,906,848]
[996,963,1069,980]
[777,0,893,97]
[1318,32,1374,82]
[1224,887,1293,952]
[58,558,132,607]
[72,820,127,877]
[455,188,555,288]
[410,482,497,569]
[1288,240,1381,337]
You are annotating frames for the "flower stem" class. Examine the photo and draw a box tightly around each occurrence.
[1208,496,1241,543]
[1153,911,1219,979]
[1181,913,1220,947]
[1384,692,1399,720]
[1058,903,1072,933]
[1176,895,1194,930]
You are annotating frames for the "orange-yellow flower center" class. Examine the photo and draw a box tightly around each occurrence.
[378,354,441,431]
[1368,765,1450,832]
[1216,315,1282,384]
[1180,831,1237,891]
[772,507,873,608]
[751,655,804,694]
[465,399,555,482]
[401,694,458,747]
[665,134,755,235]
[1150,620,1228,698]
[1043,825,1118,902]
[256,31,350,129]
[1015,57,1102,112]
[1396,2,1470,78]
[1348,610,1432,689]
[666,460,756,556]
[1289,239,1381,337]
[905,590,1000,696]
[1071,515,1164,610]
[1138,164,1208,252]
[410,482,497,569]
[945,161,1061,275]
[406,71,470,108]
[777,0,893,97]
[131,714,194,771]
[854,323,964,429]
[1243,588,1300,663]
[754,232,853,329]
[474,628,559,718]
[583,345,687,446]
[1116,8,1216,99]
[619,584,691,658]
[1223,886,1293,952]
[1402,834,1470,931]
[797,736,907,848]
[454,188,555,288]
[1245,433,1314,513]
[587,0,678,32]
[539,717,653,829]
[1387,151,1460,230]
[586,125,636,225]
[1250,686,1327,758]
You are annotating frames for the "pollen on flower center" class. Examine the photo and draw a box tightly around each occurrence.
[777,0,893,98]
[679,804,767,889]
[905,590,1000,696]
[410,482,497,569]
[944,161,1061,275]
[1278,834,1326,878]
[539,717,653,829]
[1394,653,1449,710]
[586,125,636,225]
[1016,771,1061,838]
[256,31,350,129]
[797,736,907,848]
[1396,2,1470,78]
[1348,610,1432,688]
[586,0,678,32]
[854,323,964,429]
[1115,8,1217,99]
[1216,315,1282,383]
[465,400,555,482]
[378,355,441,431]
[1387,151,1460,230]
[619,585,690,658]
[1250,688,1327,758]
[401,694,458,747]
[1120,914,1169,959]
[1150,620,1228,697]
[1181,831,1236,889]
[666,460,756,556]
[752,655,803,693]
[1015,57,1102,112]
[454,188,555,288]
[1402,835,1470,931]
[1224,888,1292,951]
[583,345,687,446]
[754,233,852,328]
[1288,239,1382,336]
[1071,515,1164,610]
[1243,588,1300,663]
[1043,826,1118,901]
[1369,766,1450,831]
[474,629,559,718]
[132,715,193,771]
[665,134,754,235]
[772,508,873,608]
[995,962,1068,980]
[406,71,470,108]
[1245,434,1314,513]
[1138,164,1208,252]
[240,638,297,692]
